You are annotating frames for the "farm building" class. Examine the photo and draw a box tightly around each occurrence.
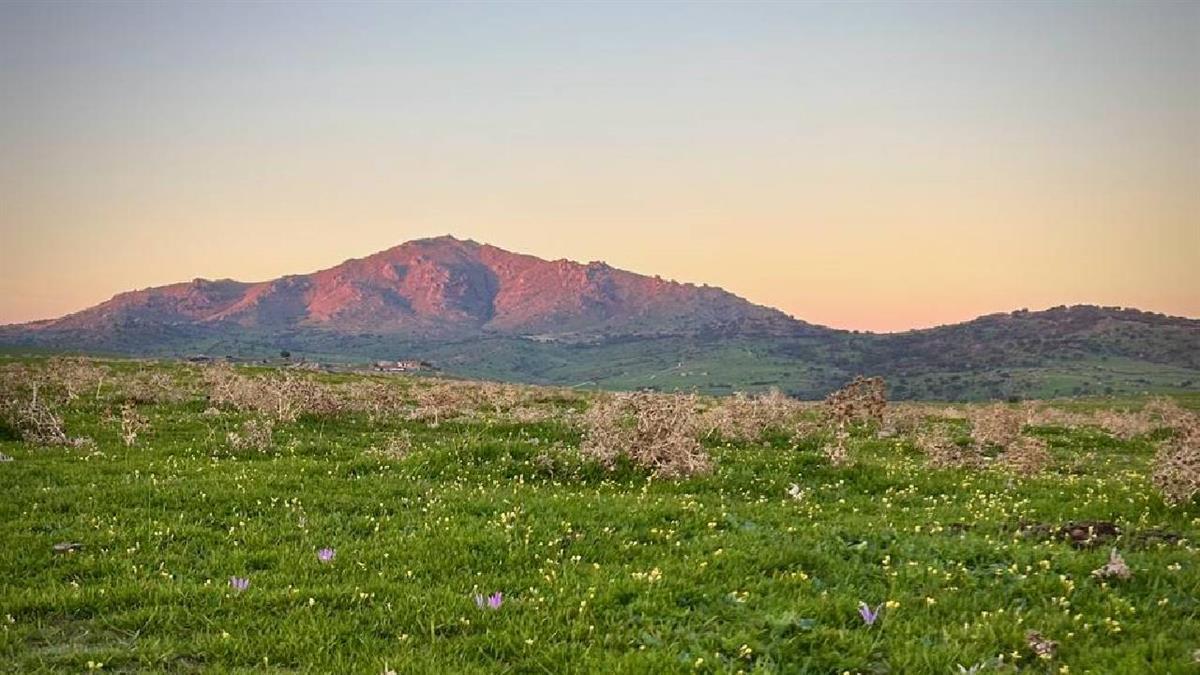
[373,360,435,373]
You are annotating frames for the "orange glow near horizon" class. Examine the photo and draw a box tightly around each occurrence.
[1,2,1196,332]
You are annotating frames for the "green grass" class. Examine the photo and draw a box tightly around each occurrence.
[1,362,1198,673]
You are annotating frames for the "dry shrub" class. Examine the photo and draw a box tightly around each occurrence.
[226,418,275,453]
[998,436,1053,476]
[918,428,985,470]
[476,381,528,413]
[119,402,148,447]
[824,376,886,429]
[968,404,1024,449]
[1143,397,1193,430]
[1021,402,1089,430]
[822,429,850,466]
[43,357,107,402]
[406,381,483,425]
[700,389,805,442]
[880,404,928,437]
[118,369,190,405]
[1093,409,1155,440]
[1093,398,1194,442]
[581,392,710,478]
[1152,417,1200,506]
[935,406,968,420]
[204,364,341,421]
[0,383,71,445]
[499,405,566,425]
[340,380,408,421]
[369,431,414,460]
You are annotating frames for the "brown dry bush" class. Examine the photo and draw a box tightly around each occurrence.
[581,392,710,478]
[1091,399,1193,441]
[824,376,886,429]
[203,364,342,421]
[339,380,409,421]
[918,428,985,470]
[0,383,71,445]
[475,381,528,413]
[880,404,929,437]
[700,389,806,443]
[1092,409,1155,440]
[119,402,148,447]
[226,418,275,453]
[968,404,1025,449]
[42,357,108,402]
[1021,402,1089,430]
[822,429,851,466]
[369,430,414,460]
[116,369,192,405]
[1143,397,1193,430]
[998,436,1053,477]
[406,380,483,425]
[1152,417,1200,506]
[934,406,968,420]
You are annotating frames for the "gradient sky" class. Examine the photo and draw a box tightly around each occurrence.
[1,1,1196,332]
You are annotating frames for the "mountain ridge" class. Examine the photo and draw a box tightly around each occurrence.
[2,236,1198,400]
[15,235,815,340]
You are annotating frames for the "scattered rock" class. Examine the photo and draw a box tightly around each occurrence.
[52,542,82,554]
[1026,630,1058,659]
[0,453,12,462]
[1059,521,1120,549]
[1091,548,1132,580]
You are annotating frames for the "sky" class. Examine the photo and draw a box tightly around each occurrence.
[1,1,1196,333]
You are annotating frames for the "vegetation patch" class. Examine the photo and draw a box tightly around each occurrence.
[1,357,1198,673]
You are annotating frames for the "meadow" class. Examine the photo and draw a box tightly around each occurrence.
[1,358,1197,674]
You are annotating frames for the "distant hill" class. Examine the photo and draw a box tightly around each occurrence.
[16,236,811,340]
[2,236,1197,400]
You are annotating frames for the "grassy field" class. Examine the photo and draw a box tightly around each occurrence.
[1,358,1198,673]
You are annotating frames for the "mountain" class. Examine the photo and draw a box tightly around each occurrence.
[2,236,1198,400]
[17,236,812,340]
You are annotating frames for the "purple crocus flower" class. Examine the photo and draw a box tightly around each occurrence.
[858,601,881,626]
[474,592,503,610]
[317,548,336,563]
[230,576,250,592]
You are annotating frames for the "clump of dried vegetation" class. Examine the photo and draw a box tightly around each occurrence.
[968,403,1025,449]
[0,383,72,445]
[700,389,808,442]
[1091,548,1132,581]
[821,429,851,466]
[370,430,415,460]
[998,436,1053,477]
[226,418,276,453]
[1151,415,1200,506]
[824,376,886,429]
[581,392,710,478]
[917,428,985,470]
[880,404,927,437]
[204,364,342,422]
[815,376,889,467]
[1091,409,1155,440]
[3,355,1199,508]
[119,402,148,447]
